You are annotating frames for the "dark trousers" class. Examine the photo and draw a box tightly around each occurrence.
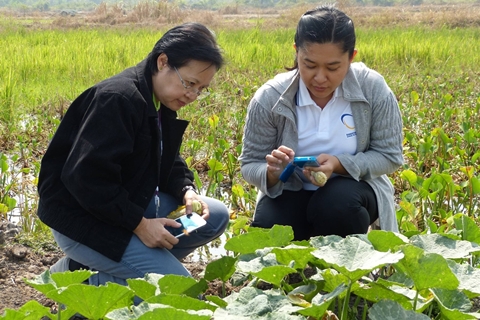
[252,176,378,240]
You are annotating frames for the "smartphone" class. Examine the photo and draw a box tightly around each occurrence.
[165,212,207,238]
[292,156,320,168]
[279,156,319,182]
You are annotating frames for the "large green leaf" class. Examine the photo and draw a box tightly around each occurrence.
[224,225,294,254]
[309,235,343,248]
[297,284,347,318]
[353,281,414,310]
[46,282,134,319]
[106,303,212,320]
[106,303,161,320]
[386,268,415,288]
[310,236,404,282]
[368,230,408,252]
[50,270,94,288]
[204,256,237,282]
[374,278,433,313]
[252,265,297,287]
[25,270,96,295]
[320,268,358,296]
[127,273,163,301]
[446,260,480,297]
[400,169,418,187]
[287,282,319,306]
[409,234,480,259]
[134,281,160,303]
[158,275,208,298]
[369,300,431,320]
[396,245,459,291]
[430,288,471,312]
[147,293,217,312]
[23,270,57,295]
[433,308,480,320]
[213,287,305,319]
[205,295,228,308]
[453,214,480,245]
[0,300,52,320]
[236,252,279,274]
[271,244,315,270]
[431,288,480,320]
[137,307,212,319]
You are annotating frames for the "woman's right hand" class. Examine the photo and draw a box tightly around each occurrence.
[133,217,181,249]
[265,145,295,188]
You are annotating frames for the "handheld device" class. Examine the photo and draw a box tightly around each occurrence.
[279,156,319,183]
[165,212,207,238]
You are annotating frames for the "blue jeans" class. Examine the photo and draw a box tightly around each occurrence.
[51,192,229,287]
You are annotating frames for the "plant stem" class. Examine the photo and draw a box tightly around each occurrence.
[413,290,419,311]
[340,280,352,320]
[362,298,368,320]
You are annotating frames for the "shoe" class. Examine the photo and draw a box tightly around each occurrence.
[50,256,90,273]
[68,258,90,271]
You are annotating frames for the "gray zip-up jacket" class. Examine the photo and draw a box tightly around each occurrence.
[239,62,403,232]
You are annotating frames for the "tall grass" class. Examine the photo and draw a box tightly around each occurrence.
[1,23,478,115]
[0,14,479,234]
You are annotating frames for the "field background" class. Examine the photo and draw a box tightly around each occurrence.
[1,1,479,240]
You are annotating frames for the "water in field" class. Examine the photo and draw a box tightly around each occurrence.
[193,233,229,262]
[3,153,36,226]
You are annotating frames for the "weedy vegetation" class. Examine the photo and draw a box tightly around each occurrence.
[0,2,479,319]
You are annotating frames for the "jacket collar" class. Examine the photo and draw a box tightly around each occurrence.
[340,63,369,103]
[269,70,300,116]
[134,59,159,118]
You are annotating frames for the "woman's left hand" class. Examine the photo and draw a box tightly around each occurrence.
[303,154,347,186]
[183,190,209,219]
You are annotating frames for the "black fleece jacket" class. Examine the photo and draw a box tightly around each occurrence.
[37,59,195,262]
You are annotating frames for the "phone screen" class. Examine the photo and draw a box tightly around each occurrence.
[165,213,206,238]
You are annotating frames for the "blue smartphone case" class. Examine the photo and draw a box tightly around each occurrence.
[279,156,319,182]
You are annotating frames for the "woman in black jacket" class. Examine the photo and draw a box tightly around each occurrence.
[37,23,229,287]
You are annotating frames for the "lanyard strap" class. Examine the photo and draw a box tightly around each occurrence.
[152,93,163,156]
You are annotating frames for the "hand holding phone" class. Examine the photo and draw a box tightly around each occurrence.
[279,156,319,182]
[165,212,207,238]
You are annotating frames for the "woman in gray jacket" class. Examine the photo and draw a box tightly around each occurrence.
[239,6,403,240]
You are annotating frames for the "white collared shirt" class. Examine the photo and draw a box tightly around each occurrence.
[296,78,357,189]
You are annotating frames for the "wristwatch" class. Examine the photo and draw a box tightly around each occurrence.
[181,185,197,196]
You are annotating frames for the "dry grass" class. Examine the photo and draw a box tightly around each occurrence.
[345,3,480,28]
[3,2,480,30]
[276,2,480,29]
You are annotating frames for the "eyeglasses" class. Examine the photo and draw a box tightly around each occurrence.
[173,66,210,99]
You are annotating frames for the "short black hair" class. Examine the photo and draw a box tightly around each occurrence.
[146,22,224,74]
[289,5,356,69]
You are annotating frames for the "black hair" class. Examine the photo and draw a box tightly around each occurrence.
[146,22,224,74]
[288,5,356,70]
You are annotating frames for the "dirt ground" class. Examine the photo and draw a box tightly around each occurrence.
[0,219,232,316]
[0,238,59,314]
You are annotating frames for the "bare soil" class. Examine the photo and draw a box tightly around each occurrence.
[0,238,60,314]
[0,219,235,316]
